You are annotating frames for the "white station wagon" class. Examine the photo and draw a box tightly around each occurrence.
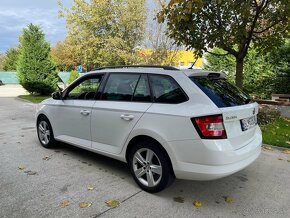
[36,66,262,192]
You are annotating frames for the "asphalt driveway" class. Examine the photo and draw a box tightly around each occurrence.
[0,97,289,218]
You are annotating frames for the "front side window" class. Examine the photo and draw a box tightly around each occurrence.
[102,74,140,101]
[149,75,188,104]
[66,75,103,100]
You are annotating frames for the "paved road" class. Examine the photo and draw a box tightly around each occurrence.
[0,98,289,218]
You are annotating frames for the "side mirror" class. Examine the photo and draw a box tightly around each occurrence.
[52,91,62,100]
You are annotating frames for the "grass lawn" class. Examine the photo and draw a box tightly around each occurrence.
[18,95,50,103]
[261,117,290,148]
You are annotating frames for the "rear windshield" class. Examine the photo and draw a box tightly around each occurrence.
[190,77,252,108]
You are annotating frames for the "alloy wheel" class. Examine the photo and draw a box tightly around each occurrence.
[38,120,50,145]
[132,148,163,187]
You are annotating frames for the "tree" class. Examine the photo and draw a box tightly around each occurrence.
[205,47,274,98]
[2,48,20,71]
[17,24,58,95]
[0,53,5,71]
[59,0,146,69]
[68,70,79,84]
[141,0,180,65]
[158,0,290,88]
[51,38,78,72]
[268,40,290,94]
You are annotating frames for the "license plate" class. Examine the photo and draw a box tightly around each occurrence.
[240,116,257,131]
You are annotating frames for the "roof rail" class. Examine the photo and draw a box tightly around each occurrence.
[93,65,179,71]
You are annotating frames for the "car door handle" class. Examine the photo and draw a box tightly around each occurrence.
[80,110,90,116]
[120,114,134,121]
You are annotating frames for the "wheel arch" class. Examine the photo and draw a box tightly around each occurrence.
[125,134,176,176]
[36,113,48,123]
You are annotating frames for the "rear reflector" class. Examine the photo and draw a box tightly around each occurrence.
[191,115,227,139]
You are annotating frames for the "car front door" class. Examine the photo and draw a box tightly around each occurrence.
[91,73,152,154]
[52,74,104,148]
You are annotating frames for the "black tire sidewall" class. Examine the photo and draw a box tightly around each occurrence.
[37,116,56,148]
[128,140,174,193]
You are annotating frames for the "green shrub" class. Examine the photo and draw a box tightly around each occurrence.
[68,70,79,84]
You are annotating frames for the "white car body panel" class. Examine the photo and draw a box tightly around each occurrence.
[36,68,262,181]
[91,101,152,154]
[48,99,95,148]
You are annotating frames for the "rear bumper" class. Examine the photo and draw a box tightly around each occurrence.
[169,127,262,180]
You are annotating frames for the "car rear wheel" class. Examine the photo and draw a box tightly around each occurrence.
[128,140,175,193]
[37,116,56,148]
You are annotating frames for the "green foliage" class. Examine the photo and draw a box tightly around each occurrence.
[17,24,58,95]
[158,0,290,88]
[268,40,290,94]
[258,105,289,148]
[205,47,274,98]
[2,48,20,71]
[18,95,50,103]
[0,53,5,71]
[61,0,146,69]
[261,117,290,148]
[68,70,79,84]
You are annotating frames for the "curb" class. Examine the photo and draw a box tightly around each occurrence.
[262,144,290,151]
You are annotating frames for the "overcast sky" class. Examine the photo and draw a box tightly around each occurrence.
[0,0,155,53]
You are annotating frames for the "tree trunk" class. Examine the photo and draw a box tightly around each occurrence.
[235,58,244,89]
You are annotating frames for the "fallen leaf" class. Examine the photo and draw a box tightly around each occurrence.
[223,196,233,203]
[42,156,51,161]
[283,149,290,154]
[79,202,92,208]
[18,165,26,170]
[24,170,38,175]
[287,160,290,162]
[193,201,202,207]
[173,197,184,203]
[262,145,272,151]
[105,199,120,208]
[60,200,70,208]
[87,186,94,191]
[277,158,283,160]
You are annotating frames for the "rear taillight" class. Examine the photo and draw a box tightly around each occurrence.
[191,115,227,139]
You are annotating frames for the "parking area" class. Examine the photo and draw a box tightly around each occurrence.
[0,85,27,97]
[0,97,290,218]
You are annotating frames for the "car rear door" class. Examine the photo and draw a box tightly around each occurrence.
[91,73,152,154]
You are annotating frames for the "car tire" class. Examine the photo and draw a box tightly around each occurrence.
[37,116,57,148]
[128,140,175,193]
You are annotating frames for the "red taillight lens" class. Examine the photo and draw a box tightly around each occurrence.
[191,115,227,139]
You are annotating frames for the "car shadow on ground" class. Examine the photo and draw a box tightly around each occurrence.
[53,141,250,204]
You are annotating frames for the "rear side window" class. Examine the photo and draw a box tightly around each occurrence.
[149,75,188,104]
[102,74,139,101]
[132,74,151,102]
[190,77,251,108]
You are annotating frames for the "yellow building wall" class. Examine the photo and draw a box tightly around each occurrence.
[177,50,203,68]
[138,49,203,68]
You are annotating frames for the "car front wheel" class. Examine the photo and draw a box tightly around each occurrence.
[37,116,56,148]
[128,141,175,193]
